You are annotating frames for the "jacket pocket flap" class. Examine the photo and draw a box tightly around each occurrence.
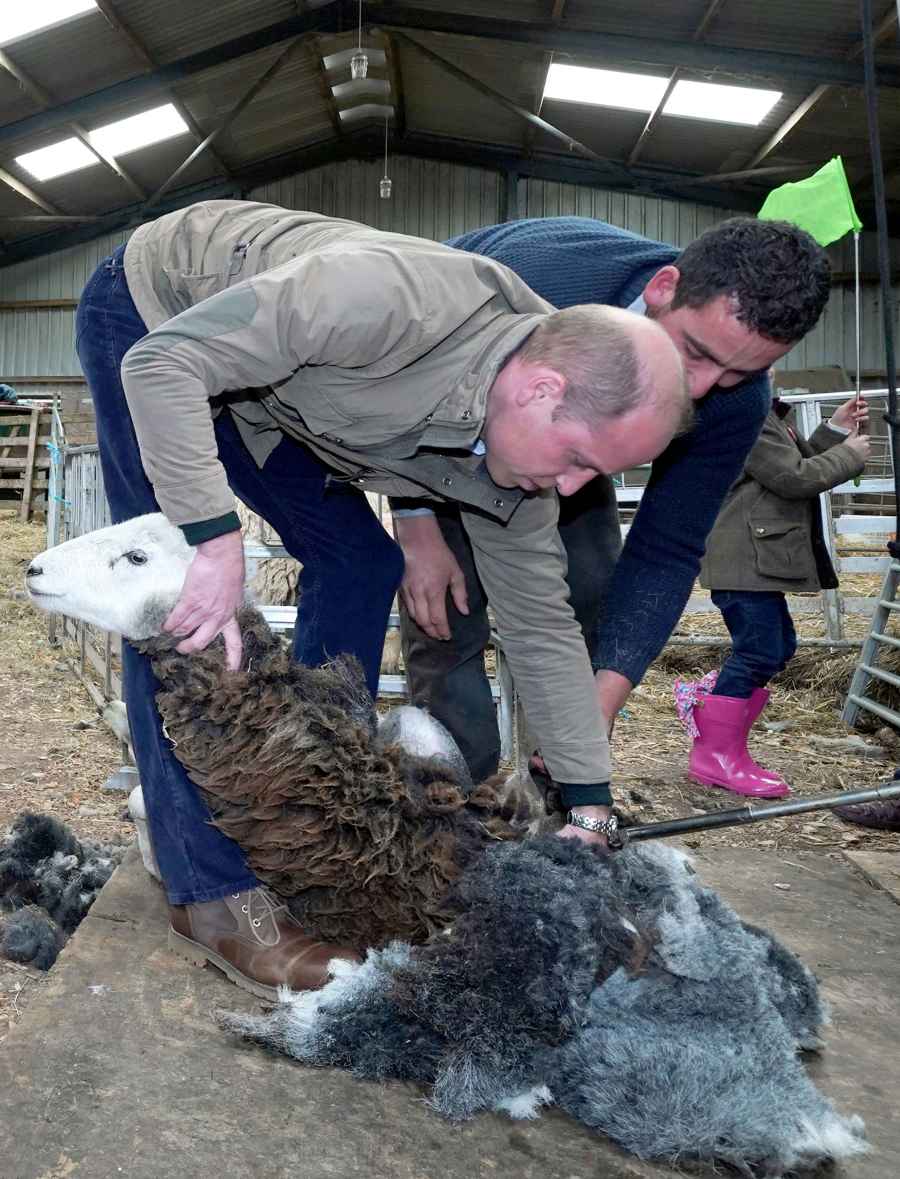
[748,518,809,579]
[749,518,801,540]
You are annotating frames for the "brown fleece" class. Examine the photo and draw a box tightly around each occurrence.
[136,608,535,951]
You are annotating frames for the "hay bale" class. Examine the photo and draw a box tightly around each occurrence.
[774,645,900,716]
[654,644,722,679]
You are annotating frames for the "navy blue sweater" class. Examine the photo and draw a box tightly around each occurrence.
[446,217,771,687]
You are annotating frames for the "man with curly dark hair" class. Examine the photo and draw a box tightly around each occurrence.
[665,217,831,344]
[395,215,831,809]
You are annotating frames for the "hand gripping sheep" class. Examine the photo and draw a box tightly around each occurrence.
[26,515,869,1175]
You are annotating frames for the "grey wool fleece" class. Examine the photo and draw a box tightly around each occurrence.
[218,837,867,1175]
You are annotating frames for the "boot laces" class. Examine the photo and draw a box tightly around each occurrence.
[232,888,295,948]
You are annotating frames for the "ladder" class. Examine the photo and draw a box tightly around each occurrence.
[842,558,900,728]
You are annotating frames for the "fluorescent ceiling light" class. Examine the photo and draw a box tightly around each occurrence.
[0,1,96,48]
[89,104,189,158]
[543,62,782,127]
[663,80,782,126]
[16,103,189,181]
[543,63,668,113]
[16,137,99,181]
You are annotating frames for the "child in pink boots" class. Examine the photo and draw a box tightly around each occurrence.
[676,392,870,798]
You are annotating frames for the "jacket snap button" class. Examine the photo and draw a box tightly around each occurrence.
[493,497,504,508]
[425,414,433,423]
[461,409,472,420]
[755,527,766,535]
[442,476,453,487]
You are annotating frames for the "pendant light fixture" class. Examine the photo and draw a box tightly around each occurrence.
[350,0,368,79]
[379,111,392,199]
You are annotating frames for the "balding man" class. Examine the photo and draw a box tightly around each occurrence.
[75,201,688,999]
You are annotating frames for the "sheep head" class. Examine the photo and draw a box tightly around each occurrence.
[25,513,193,639]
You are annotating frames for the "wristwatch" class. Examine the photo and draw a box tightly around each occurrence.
[567,809,620,840]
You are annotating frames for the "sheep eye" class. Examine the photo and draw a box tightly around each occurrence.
[125,550,148,566]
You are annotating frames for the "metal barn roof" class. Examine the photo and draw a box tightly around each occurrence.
[0,0,898,266]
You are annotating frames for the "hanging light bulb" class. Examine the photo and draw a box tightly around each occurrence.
[351,0,368,79]
[350,51,368,79]
[380,111,392,199]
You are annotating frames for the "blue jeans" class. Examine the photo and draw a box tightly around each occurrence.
[75,246,404,904]
[711,590,797,699]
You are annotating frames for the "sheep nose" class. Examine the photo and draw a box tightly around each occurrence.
[26,563,43,578]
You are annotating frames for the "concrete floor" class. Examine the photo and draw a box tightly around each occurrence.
[0,842,897,1179]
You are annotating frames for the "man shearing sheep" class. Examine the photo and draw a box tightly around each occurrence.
[75,200,688,999]
[393,216,832,786]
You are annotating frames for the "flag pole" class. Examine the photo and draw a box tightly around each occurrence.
[854,228,862,414]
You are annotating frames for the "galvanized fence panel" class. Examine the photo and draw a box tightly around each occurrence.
[49,443,121,712]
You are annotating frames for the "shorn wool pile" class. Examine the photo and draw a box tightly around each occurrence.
[0,812,125,969]
[220,836,868,1176]
[26,515,868,1174]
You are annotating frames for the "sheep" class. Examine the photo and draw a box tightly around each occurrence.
[25,513,533,952]
[0,812,126,970]
[25,514,868,1173]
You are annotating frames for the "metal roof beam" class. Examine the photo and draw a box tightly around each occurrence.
[0,167,63,215]
[91,0,234,179]
[384,34,406,139]
[676,163,827,186]
[142,37,308,211]
[369,4,900,88]
[390,131,764,210]
[391,31,633,185]
[0,1,347,150]
[2,0,897,160]
[526,0,566,161]
[0,47,148,200]
[0,127,897,270]
[0,128,716,267]
[741,5,898,170]
[0,215,103,223]
[743,87,830,170]
[309,34,344,136]
[627,0,727,166]
[0,133,373,268]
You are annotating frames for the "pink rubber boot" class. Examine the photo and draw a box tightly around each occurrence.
[745,687,770,728]
[689,693,790,798]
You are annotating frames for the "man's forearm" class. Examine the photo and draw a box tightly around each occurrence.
[594,669,634,728]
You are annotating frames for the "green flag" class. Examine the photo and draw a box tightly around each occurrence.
[758,156,862,246]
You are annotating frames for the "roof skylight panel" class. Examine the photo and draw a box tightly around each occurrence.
[0,1,97,49]
[544,63,669,113]
[663,80,782,126]
[89,105,190,159]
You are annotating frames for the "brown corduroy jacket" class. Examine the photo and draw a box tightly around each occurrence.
[700,404,865,593]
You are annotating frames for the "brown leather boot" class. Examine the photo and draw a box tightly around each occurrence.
[168,888,362,1000]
